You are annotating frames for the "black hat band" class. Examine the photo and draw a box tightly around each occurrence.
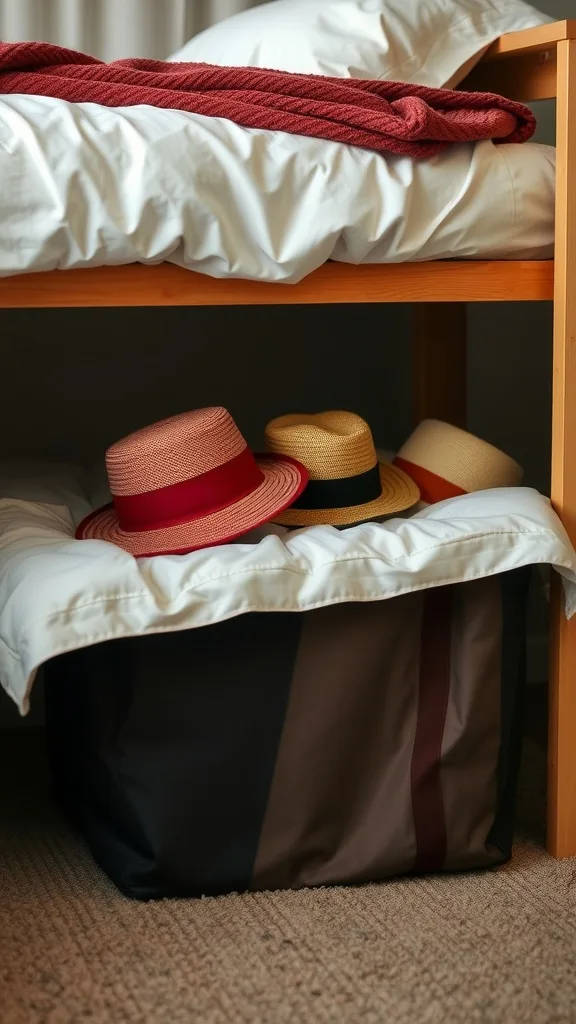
[291,463,381,510]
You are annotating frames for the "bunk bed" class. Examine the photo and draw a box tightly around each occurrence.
[0,20,574,859]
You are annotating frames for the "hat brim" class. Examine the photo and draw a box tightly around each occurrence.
[272,460,419,527]
[75,454,307,557]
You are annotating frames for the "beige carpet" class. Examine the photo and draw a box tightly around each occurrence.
[1,694,576,1024]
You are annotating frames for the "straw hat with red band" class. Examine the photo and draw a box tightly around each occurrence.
[76,407,308,557]
[394,419,523,504]
[264,410,420,527]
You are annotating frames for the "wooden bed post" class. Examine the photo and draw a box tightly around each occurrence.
[548,38,576,859]
[412,303,467,426]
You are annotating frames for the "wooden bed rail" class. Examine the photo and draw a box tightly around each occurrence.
[462,19,576,101]
[0,261,554,309]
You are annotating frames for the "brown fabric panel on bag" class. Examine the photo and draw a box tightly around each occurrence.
[410,587,453,874]
[440,576,505,871]
[252,597,423,891]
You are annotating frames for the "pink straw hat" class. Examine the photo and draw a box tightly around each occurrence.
[76,407,308,557]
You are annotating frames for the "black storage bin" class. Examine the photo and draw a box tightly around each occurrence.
[45,567,529,900]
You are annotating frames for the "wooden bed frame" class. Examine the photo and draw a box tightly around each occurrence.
[1,21,575,857]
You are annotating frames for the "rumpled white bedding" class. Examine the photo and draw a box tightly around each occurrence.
[0,94,556,282]
[1,463,575,714]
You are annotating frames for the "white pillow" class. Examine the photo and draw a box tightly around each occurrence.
[168,0,552,89]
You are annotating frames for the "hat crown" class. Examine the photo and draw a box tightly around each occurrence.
[106,407,247,497]
[265,411,377,480]
[396,419,523,498]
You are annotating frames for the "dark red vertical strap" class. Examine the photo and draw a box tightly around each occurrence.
[411,586,453,874]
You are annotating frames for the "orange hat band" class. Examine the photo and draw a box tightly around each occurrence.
[393,457,467,504]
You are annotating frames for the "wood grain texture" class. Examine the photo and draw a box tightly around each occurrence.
[0,261,554,309]
[461,20,575,100]
[412,304,467,428]
[483,20,576,58]
[463,51,557,101]
[548,40,576,859]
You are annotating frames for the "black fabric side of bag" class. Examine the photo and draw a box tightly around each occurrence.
[45,614,303,900]
[486,568,531,859]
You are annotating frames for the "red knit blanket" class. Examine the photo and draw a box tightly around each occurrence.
[0,41,535,158]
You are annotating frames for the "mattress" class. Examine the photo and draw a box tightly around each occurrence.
[0,94,555,283]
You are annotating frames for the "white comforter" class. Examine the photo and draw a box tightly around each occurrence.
[0,94,556,283]
[1,472,576,714]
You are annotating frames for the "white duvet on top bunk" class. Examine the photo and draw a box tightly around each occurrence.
[0,94,555,283]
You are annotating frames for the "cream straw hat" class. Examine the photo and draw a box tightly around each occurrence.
[265,410,420,527]
[394,419,523,504]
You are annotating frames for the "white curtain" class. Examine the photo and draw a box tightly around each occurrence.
[0,0,262,61]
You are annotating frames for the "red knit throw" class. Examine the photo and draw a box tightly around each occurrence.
[0,41,535,158]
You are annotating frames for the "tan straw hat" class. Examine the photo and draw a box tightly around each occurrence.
[264,410,420,527]
[76,407,308,557]
[394,419,523,504]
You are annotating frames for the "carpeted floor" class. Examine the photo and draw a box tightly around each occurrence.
[1,688,576,1024]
